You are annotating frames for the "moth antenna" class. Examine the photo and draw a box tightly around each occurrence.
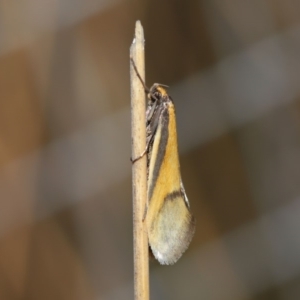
[155,83,169,89]
[130,57,150,94]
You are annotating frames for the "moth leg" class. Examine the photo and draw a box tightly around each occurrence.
[146,98,158,123]
[130,129,154,163]
[130,147,148,163]
[131,104,163,163]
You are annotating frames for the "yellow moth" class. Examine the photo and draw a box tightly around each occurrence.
[131,59,195,265]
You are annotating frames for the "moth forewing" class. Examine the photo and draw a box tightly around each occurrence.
[147,190,195,265]
[145,92,195,265]
[130,58,195,265]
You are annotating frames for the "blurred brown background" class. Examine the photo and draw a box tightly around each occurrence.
[1,0,300,299]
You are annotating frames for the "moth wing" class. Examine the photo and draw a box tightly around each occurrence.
[148,188,195,265]
[146,101,195,265]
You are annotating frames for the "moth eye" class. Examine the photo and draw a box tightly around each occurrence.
[155,92,161,98]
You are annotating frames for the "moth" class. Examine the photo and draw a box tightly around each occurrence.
[131,58,195,265]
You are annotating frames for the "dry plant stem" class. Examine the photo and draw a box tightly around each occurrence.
[130,21,149,300]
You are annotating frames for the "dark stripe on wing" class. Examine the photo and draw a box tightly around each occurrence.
[164,190,183,202]
[148,106,169,201]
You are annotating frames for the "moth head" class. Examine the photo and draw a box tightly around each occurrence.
[148,83,169,102]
